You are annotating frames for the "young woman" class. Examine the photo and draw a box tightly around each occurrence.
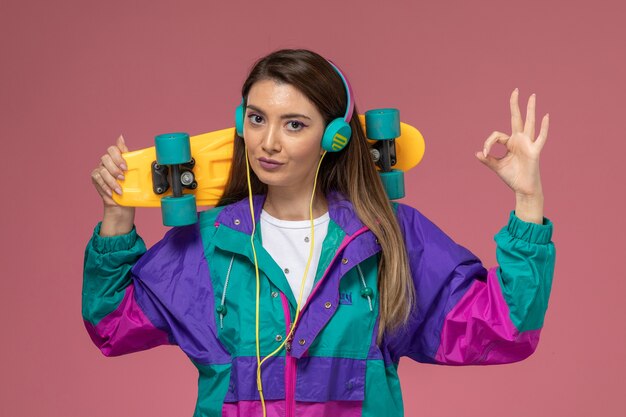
[84,49,555,417]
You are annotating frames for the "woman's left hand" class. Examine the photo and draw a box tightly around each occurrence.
[475,89,549,198]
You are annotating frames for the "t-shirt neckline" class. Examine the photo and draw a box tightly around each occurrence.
[260,209,330,229]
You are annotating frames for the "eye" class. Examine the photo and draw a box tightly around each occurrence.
[286,120,306,131]
[247,114,264,125]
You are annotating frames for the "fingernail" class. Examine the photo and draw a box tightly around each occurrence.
[514,88,519,93]
[120,163,127,171]
[483,148,488,157]
[117,174,125,180]
[115,187,122,195]
[107,189,112,197]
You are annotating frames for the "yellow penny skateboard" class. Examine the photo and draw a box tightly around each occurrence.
[113,109,425,226]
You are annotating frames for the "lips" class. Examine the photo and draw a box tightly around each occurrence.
[258,157,284,170]
[258,157,283,165]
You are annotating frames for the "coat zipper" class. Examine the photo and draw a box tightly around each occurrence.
[280,292,296,417]
[281,226,370,417]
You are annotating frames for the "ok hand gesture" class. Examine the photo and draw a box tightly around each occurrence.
[475,89,549,199]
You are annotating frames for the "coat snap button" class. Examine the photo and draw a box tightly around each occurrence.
[275,335,283,342]
[324,301,332,309]
[360,287,373,298]
[234,219,241,225]
[216,304,227,315]
[271,291,279,298]
[299,339,306,345]
[342,258,348,264]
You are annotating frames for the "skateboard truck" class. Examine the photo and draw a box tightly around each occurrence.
[151,159,198,195]
[370,140,397,171]
[154,132,199,227]
[365,109,405,200]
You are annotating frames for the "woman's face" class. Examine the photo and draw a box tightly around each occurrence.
[243,79,326,192]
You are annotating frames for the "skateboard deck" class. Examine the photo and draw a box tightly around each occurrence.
[112,115,425,208]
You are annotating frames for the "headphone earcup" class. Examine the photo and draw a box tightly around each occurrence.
[235,101,245,137]
[322,118,352,152]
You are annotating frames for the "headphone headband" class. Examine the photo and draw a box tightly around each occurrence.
[327,60,354,123]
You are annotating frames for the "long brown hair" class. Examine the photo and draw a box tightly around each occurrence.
[217,49,414,343]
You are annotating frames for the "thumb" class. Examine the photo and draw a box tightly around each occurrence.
[117,134,129,153]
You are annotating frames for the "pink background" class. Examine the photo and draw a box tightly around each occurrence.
[1,0,624,416]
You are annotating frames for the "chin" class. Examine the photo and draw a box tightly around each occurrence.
[250,168,283,187]
[257,177,290,188]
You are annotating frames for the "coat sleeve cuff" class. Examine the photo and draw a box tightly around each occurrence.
[507,210,553,244]
[90,222,140,253]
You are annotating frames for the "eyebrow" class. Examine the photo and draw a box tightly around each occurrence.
[246,104,312,120]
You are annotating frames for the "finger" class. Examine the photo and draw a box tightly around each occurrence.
[524,93,536,139]
[102,151,126,180]
[481,131,510,157]
[99,166,123,195]
[510,88,523,134]
[534,113,550,150]
[91,169,113,198]
[108,142,128,173]
[116,134,127,151]
[116,134,129,154]
[100,155,124,193]
[475,150,500,171]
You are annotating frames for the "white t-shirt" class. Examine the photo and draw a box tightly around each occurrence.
[260,209,330,305]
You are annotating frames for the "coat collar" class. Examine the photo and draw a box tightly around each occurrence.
[215,190,366,236]
[209,190,380,314]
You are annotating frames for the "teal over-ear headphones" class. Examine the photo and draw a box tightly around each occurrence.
[234,60,355,152]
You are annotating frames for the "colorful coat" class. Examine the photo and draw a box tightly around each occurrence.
[82,192,556,417]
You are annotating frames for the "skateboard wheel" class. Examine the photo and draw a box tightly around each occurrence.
[155,132,192,165]
[365,109,400,140]
[379,170,405,200]
[161,194,197,226]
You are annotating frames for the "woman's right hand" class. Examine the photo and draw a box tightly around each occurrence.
[91,135,135,236]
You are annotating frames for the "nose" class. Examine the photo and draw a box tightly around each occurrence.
[261,124,281,154]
